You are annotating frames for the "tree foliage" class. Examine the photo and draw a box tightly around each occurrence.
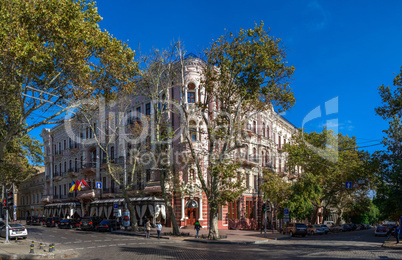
[0,0,137,164]
[374,67,402,221]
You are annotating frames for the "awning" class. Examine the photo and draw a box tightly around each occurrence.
[90,197,165,205]
[44,202,81,208]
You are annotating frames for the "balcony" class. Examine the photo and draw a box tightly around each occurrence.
[242,129,255,138]
[67,168,79,178]
[76,189,100,200]
[277,145,283,153]
[41,195,51,203]
[236,156,258,168]
[102,188,119,198]
[81,162,96,175]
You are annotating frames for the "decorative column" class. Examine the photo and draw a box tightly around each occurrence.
[198,197,203,220]
[181,197,185,221]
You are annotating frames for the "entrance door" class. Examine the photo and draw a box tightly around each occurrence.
[186,208,197,225]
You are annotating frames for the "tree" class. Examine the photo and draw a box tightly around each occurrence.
[374,67,402,221]
[179,22,295,239]
[284,129,376,224]
[0,0,137,166]
[0,134,43,188]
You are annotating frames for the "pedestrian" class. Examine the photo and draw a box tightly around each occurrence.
[145,219,151,239]
[395,223,400,244]
[194,220,202,238]
[156,221,162,239]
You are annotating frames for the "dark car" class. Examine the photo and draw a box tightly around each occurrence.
[26,216,35,225]
[80,216,103,231]
[58,219,77,229]
[284,223,307,237]
[96,219,121,232]
[45,217,61,227]
[342,224,352,231]
[31,217,44,226]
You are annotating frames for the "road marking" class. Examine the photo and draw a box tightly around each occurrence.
[76,248,84,250]
[61,237,67,239]
[118,243,126,246]
[104,239,111,241]
[109,244,116,247]
[113,239,121,241]
[139,242,145,244]
[88,246,96,249]
[65,242,71,244]
[94,240,102,242]
[73,241,81,244]
[98,245,106,248]
[49,235,55,237]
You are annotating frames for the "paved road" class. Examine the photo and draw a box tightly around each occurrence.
[24,226,401,259]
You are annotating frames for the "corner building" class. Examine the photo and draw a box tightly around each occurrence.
[40,57,299,230]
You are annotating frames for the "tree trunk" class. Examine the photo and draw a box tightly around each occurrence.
[208,203,219,240]
[122,189,138,231]
[167,202,180,236]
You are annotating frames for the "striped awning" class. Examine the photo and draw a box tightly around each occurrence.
[90,197,165,205]
[44,202,81,208]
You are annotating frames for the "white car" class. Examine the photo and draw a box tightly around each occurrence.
[0,224,28,239]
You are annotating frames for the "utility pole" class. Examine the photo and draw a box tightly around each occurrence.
[12,183,15,222]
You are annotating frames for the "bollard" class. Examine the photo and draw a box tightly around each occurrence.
[29,244,34,254]
[15,237,18,243]
[49,244,52,253]
[52,243,55,252]
[39,243,43,250]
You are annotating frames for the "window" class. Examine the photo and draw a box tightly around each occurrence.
[75,158,78,172]
[69,138,72,148]
[273,133,276,144]
[246,174,249,187]
[81,156,83,168]
[136,107,141,118]
[54,144,57,155]
[189,169,195,182]
[278,136,281,148]
[244,145,249,160]
[190,128,197,141]
[261,151,264,166]
[110,146,115,161]
[58,143,61,153]
[265,152,269,166]
[127,110,132,124]
[254,175,258,190]
[253,121,256,134]
[103,177,107,189]
[279,159,282,172]
[145,103,151,115]
[64,140,66,150]
[267,127,270,139]
[64,161,66,173]
[262,123,265,137]
[59,163,61,174]
[187,92,195,103]
[146,169,151,182]
[253,148,257,162]
[54,165,57,175]
[86,127,89,139]
[64,185,66,196]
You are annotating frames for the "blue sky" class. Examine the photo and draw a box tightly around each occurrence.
[30,0,402,153]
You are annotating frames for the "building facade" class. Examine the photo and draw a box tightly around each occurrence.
[40,57,298,229]
[16,166,46,219]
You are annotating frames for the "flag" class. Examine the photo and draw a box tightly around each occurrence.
[81,179,88,187]
[75,180,81,191]
[79,179,88,190]
[69,181,75,193]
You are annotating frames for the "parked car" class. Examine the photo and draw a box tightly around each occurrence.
[323,221,335,226]
[58,219,77,229]
[342,224,352,231]
[0,224,28,239]
[31,217,44,226]
[45,217,61,227]
[320,224,330,234]
[329,225,343,233]
[96,219,121,232]
[26,216,35,225]
[283,223,307,237]
[80,216,103,231]
[307,225,326,235]
[374,225,388,237]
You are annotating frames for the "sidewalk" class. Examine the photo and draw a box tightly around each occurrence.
[113,227,290,244]
[382,235,402,250]
[0,239,77,259]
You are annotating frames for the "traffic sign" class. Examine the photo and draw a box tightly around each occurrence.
[345,181,352,189]
[114,203,118,209]
[283,216,289,222]
[353,181,359,188]
[358,179,365,184]
[96,182,102,189]
[284,207,289,216]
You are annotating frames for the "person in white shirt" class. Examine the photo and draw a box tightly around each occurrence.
[156,222,162,239]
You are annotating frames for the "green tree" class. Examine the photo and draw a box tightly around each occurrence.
[0,0,137,166]
[374,67,402,221]
[285,129,376,224]
[179,22,295,239]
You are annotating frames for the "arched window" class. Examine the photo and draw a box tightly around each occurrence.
[253,121,257,134]
[244,145,249,160]
[189,169,195,181]
[262,123,265,137]
[189,120,197,141]
[265,151,269,166]
[187,83,196,103]
[253,148,257,162]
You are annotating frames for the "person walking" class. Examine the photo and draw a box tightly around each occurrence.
[194,220,202,238]
[145,219,151,239]
[395,223,400,244]
[156,222,162,239]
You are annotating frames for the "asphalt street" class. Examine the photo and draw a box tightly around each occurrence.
[22,226,402,259]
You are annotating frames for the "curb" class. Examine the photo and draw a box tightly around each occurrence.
[182,237,289,244]
[0,252,78,259]
[111,231,170,240]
